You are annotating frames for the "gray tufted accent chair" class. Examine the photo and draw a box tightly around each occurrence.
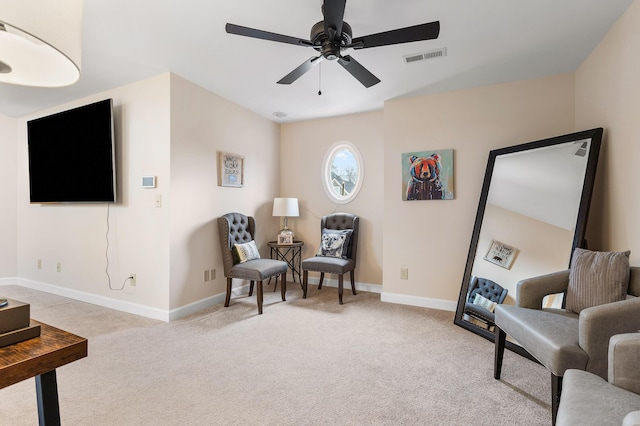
[463,276,508,326]
[301,213,359,304]
[217,212,288,314]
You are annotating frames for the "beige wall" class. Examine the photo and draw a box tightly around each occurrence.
[169,74,281,309]
[0,113,17,278]
[16,74,173,312]
[382,74,576,306]
[575,0,640,264]
[280,111,384,287]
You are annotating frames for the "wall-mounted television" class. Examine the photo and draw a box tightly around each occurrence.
[28,99,116,203]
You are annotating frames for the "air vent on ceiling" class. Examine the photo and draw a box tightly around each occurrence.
[403,47,447,64]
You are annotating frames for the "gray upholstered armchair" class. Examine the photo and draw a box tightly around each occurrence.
[301,213,359,304]
[218,213,288,314]
[494,265,640,425]
[557,333,640,426]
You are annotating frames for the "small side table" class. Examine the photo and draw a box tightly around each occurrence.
[268,241,304,288]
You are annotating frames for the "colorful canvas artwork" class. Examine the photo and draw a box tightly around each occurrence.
[401,149,454,200]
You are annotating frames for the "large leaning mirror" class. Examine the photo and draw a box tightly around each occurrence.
[454,128,603,354]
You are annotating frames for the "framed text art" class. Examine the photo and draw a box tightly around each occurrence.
[483,239,518,269]
[218,152,244,188]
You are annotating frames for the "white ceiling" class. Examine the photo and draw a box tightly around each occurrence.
[0,0,633,122]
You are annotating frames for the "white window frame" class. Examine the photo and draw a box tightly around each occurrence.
[321,141,364,204]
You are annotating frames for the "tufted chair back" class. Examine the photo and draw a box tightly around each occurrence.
[321,213,359,266]
[467,276,508,304]
[218,212,256,277]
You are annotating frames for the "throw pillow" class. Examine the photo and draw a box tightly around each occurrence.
[473,293,497,313]
[566,248,631,313]
[316,229,353,259]
[234,240,260,264]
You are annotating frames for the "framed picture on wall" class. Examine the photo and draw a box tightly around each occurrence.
[218,152,244,188]
[401,149,455,201]
[483,239,518,269]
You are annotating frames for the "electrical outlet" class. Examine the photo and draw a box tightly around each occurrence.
[37,259,42,269]
[129,273,136,286]
[56,262,61,272]
[204,270,210,282]
[400,268,408,280]
[211,269,216,280]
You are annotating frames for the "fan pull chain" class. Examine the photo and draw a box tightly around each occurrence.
[318,61,322,96]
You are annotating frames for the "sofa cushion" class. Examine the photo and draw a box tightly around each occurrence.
[566,248,630,314]
[556,369,640,426]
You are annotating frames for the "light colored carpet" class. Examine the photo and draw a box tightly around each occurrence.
[0,283,551,425]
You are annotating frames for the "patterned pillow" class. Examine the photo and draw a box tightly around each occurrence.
[234,240,260,263]
[316,229,353,259]
[473,293,497,313]
[566,248,630,313]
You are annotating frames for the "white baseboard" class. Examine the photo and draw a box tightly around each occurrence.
[302,276,382,294]
[381,291,457,312]
[13,278,174,321]
[3,277,453,321]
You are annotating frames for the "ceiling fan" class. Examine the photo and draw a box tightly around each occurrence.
[225,0,440,88]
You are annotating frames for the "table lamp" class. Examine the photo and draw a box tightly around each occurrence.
[272,198,299,241]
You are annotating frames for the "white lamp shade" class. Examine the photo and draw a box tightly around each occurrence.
[272,198,299,217]
[0,0,83,87]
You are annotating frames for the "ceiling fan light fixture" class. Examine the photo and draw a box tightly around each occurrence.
[0,0,83,87]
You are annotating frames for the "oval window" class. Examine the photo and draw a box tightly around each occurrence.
[322,141,364,204]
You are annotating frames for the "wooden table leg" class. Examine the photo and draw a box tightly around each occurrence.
[36,369,61,426]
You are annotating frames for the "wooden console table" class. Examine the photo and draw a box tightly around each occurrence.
[0,320,88,425]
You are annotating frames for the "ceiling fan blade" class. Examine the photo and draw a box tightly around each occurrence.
[277,56,324,85]
[351,21,440,49]
[322,0,346,41]
[337,55,380,88]
[226,23,313,47]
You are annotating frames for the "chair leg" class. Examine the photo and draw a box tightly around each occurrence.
[224,278,232,307]
[551,373,562,426]
[302,270,308,299]
[318,272,325,289]
[248,281,255,297]
[280,272,287,302]
[338,274,344,305]
[494,325,506,380]
[257,281,263,315]
[350,269,356,295]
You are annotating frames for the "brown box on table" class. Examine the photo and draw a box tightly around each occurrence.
[0,298,31,334]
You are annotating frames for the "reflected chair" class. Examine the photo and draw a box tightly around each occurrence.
[494,264,640,425]
[463,276,508,328]
[556,333,640,426]
[301,213,359,304]
[218,212,288,314]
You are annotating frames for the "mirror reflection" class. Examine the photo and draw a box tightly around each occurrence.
[455,129,603,347]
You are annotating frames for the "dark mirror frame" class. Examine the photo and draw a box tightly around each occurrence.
[454,128,603,356]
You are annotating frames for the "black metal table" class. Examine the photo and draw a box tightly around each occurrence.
[268,241,304,289]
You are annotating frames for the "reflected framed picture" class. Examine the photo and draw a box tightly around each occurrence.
[483,239,518,269]
[218,152,244,188]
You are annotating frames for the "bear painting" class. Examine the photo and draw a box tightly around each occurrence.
[401,149,454,201]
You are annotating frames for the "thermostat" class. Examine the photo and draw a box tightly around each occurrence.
[142,176,156,188]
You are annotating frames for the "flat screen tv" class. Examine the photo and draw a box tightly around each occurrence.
[28,99,116,203]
